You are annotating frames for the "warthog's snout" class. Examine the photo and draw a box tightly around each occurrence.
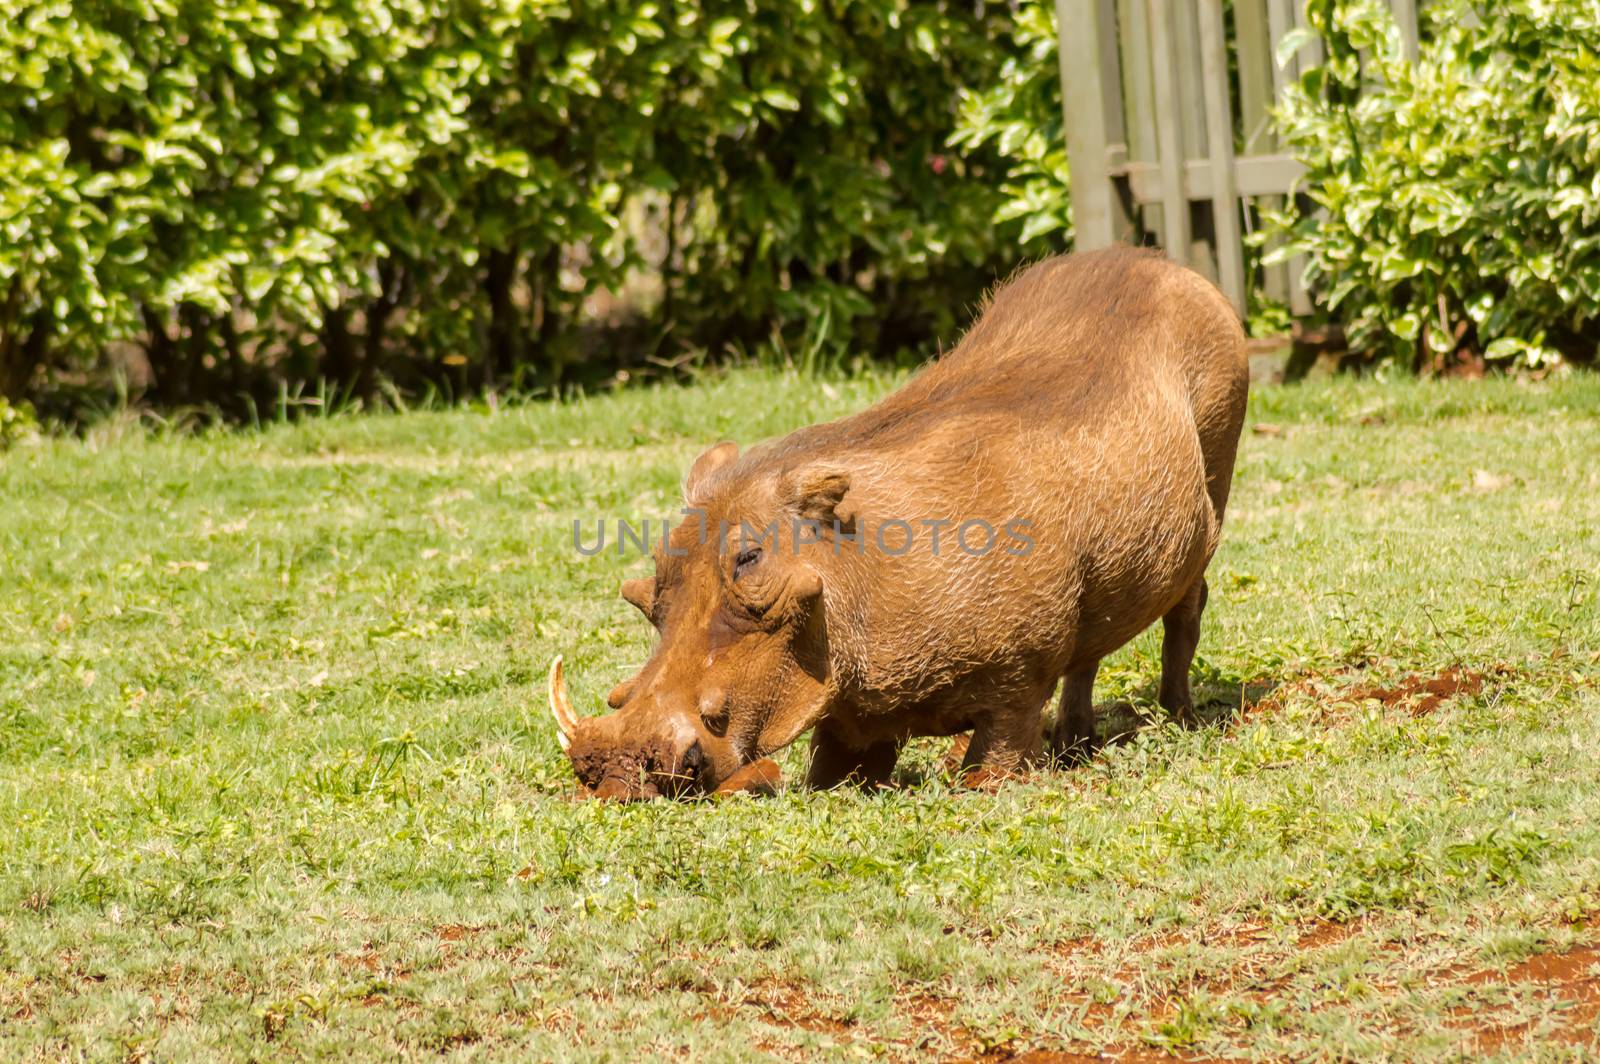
[548,657,738,800]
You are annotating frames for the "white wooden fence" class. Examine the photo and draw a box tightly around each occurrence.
[1055,0,1420,314]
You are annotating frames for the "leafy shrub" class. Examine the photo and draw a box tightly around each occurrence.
[658,2,1048,362]
[0,0,1038,413]
[949,0,1071,245]
[1270,0,1600,371]
[0,396,38,447]
[0,0,471,405]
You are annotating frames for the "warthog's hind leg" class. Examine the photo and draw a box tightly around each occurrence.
[1158,576,1209,726]
[1049,661,1100,764]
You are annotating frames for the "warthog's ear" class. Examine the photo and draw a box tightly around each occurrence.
[782,465,853,528]
[619,578,654,621]
[684,441,739,503]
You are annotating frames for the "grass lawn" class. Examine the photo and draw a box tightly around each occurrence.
[2,367,1599,1062]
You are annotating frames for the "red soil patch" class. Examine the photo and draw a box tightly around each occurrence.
[896,991,975,1052]
[978,1047,1209,1063]
[1116,915,1363,958]
[1472,945,1600,987]
[1245,664,1508,721]
[957,764,1032,791]
[1295,918,1368,950]
[434,923,482,942]
[336,942,418,985]
[731,979,1204,1063]
[941,735,972,776]
[1344,666,1493,716]
[1455,940,1600,1052]
[989,1053,1123,1063]
[1206,922,1289,949]
[1239,679,1314,719]
[742,980,853,1038]
[1048,935,1106,959]
[710,914,1594,1062]
[339,950,381,974]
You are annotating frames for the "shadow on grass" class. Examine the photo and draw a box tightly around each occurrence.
[889,675,1282,789]
[1097,675,1282,746]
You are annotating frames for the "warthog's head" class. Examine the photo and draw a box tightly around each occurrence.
[549,441,848,798]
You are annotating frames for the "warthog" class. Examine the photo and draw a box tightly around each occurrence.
[549,246,1249,798]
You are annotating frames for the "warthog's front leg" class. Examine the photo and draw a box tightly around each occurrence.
[959,682,1051,782]
[805,725,900,790]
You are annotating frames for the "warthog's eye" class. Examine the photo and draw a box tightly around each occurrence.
[733,546,763,580]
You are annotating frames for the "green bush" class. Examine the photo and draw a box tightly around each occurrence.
[0,0,1039,413]
[1269,0,1600,371]
[0,0,473,405]
[662,3,1054,362]
[949,0,1071,245]
[0,395,37,446]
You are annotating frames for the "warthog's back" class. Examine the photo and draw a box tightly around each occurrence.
[752,247,1245,471]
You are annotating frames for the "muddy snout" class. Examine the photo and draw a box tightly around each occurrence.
[547,656,776,800]
[584,746,783,800]
[580,732,712,801]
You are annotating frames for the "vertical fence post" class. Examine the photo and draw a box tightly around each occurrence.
[1391,0,1420,61]
[1056,0,1131,248]
[1234,0,1277,152]
[1195,0,1247,314]
[1119,0,1163,242]
[1266,0,1296,92]
[1172,0,1218,279]
[1265,0,1313,314]
[1235,0,1287,303]
[1145,0,1191,266]
[1056,0,1417,318]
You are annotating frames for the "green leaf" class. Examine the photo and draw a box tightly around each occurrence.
[1276,27,1316,68]
[760,88,800,111]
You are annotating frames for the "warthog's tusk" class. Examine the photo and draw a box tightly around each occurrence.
[548,656,580,753]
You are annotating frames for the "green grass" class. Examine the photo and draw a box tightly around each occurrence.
[2,368,1598,1062]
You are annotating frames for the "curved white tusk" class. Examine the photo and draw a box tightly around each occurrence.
[548,655,580,753]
